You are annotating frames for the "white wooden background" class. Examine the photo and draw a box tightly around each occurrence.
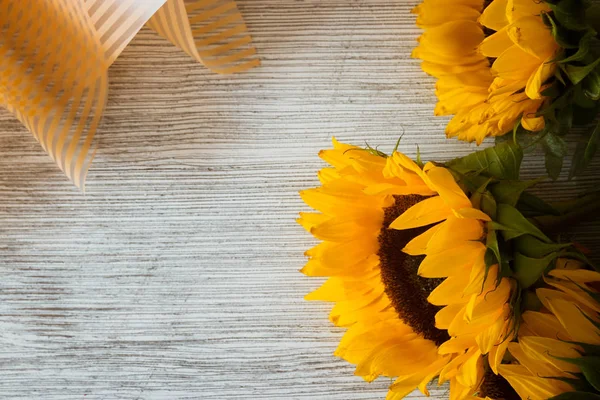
[1,1,599,399]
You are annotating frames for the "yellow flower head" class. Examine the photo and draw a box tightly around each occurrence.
[299,138,520,399]
[499,262,600,399]
[412,0,559,143]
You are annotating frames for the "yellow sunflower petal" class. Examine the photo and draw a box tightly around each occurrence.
[521,113,545,131]
[521,311,570,340]
[507,16,558,60]
[311,216,380,242]
[415,3,482,27]
[508,341,563,377]
[549,268,600,283]
[305,278,346,301]
[450,378,474,400]
[418,241,485,278]
[519,336,581,373]
[455,347,483,388]
[419,20,485,56]
[390,152,429,184]
[389,195,452,230]
[475,313,508,354]
[488,334,510,374]
[479,27,514,58]
[545,297,600,345]
[421,60,491,77]
[499,364,569,399]
[403,223,443,256]
[386,351,449,398]
[297,212,329,232]
[479,0,509,31]
[425,166,472,209]
[425,216,484,254]
[452,207,491,221]
[507,0,551,24]
[428,274,471,305]
[492,44,540,82]
[435,302,465,329]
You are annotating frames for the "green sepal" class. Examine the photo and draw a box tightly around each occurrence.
[564,57,600,85]
[551,374,598,394]
[522,289,543,311]
[490,179,541,207]
[547,0,589,31]
[484,225,512,288]
[557,30,597,64]
[574,84,598,108]
[560,251,600,272]
[471,178,496,220]
[513,252,558,288]
[586,3,600,31]
[514,234,572,258]
[495,203,552,243]
[564,341,600,358]
[415,145,424,168]
[543,12,581,49]
[552,356,600,392]
[484,233,499,288]
[583,70,600,100]
[516,191,562,218]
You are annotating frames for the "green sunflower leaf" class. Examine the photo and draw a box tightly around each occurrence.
[570,121,600,178]
[572,103,600,125]
[583,121,600,163]
[542,133,568,180]
[513,252,558,288]
[447,142,523,180]
[550,392,600,400]
[558,105,574,131]
[565,56,600,85]
[495,203,552,243]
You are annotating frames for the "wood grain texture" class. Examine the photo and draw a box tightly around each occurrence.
[0,1,599,399]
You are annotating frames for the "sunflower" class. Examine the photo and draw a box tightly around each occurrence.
[498,262,600,399]
[412,0,559,143]
[299,138,519,399]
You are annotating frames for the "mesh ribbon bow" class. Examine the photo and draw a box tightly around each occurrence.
[0,0,259,187]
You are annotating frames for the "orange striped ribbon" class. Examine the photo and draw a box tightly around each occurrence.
[0,0,259,188]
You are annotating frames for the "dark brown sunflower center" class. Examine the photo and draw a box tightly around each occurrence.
[479,368,520,400]
[377,195,450,346]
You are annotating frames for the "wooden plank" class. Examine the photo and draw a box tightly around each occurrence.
[0,1,597,399]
